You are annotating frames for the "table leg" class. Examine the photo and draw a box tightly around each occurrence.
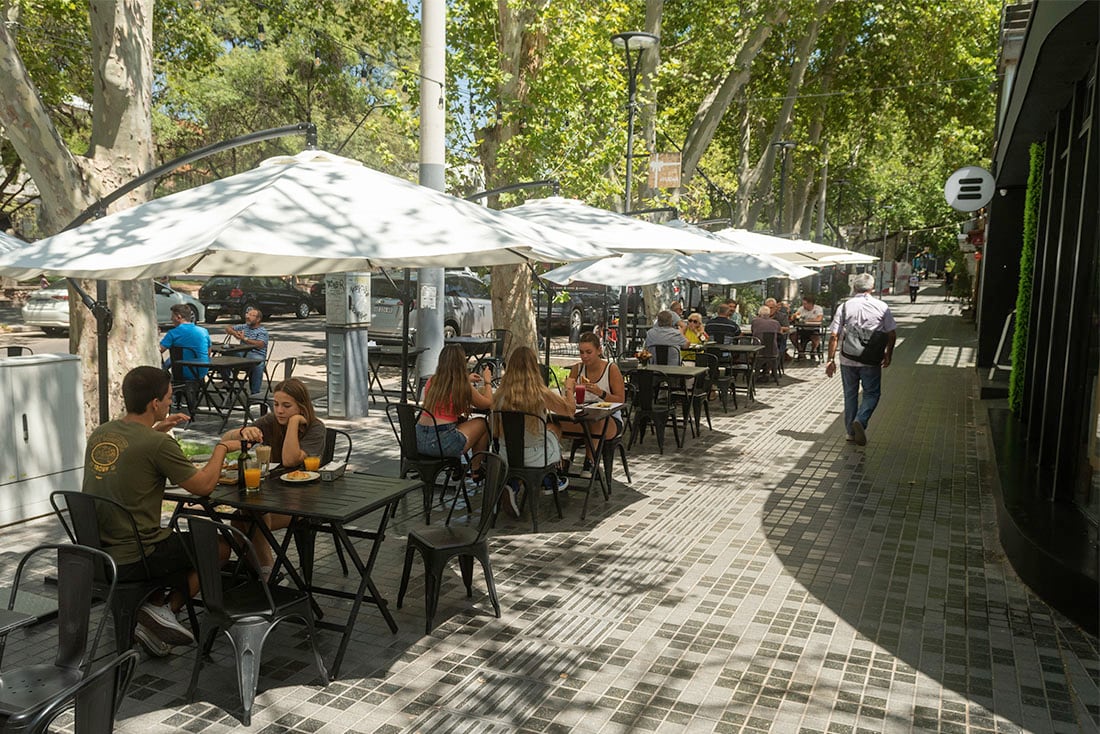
[329,510,397,679]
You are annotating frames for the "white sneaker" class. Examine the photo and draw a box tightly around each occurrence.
[133,622,172,658]
[138,602,195,646]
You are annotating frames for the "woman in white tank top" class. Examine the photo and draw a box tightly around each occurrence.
[557,332,626,471]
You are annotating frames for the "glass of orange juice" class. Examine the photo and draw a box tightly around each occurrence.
[304,456,321,472]
[243,458,262,492]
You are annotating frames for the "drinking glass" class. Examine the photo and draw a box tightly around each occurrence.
[243,458,262,492]
[574,383,586,404]
[304,456,321,472]
[254,444,272,476]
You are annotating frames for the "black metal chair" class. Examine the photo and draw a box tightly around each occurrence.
[2,346,32,357]
[705,323,740,346]
[0,544,140,734]
[626,370,682,453]
[702,346,737,411]
[397,451,505,634]
[249,356,297,416]
[731,336,761,401]
[386,403,469,524]
[652,344,682,366]
[492,410,564,532]
[538,363,561,391]
[167,345,203,417]
[473,329,511,380]
[755,331,781,385]
[49,491,199,656]
[305,427,356,576]
[687,352,717,433]
[176,516,328,726]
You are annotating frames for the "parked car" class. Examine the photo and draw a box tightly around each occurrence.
[533,282,620,336]
[198,276,312,323]
[21,281,206,336]
[369,270,493,343]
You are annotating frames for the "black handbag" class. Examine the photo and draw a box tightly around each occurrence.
[839,302,889,365]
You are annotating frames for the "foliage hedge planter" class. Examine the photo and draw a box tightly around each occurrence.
[1008,143,1044,416]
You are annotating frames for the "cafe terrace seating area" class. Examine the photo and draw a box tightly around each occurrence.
[0,290,1096,733]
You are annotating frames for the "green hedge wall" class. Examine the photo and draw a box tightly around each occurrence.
[1008,142,1044,415]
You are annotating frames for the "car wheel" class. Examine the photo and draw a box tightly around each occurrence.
[443,322,458,339]
[186,304,200,322]
[42,327,66,337]
[204,312,218,324]
[295,301,311,319]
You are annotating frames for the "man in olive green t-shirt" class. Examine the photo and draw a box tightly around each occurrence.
[83,365,243,657]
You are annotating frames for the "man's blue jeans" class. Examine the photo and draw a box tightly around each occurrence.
[840,364,882,434]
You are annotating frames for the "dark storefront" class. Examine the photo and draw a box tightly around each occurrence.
[978,0,1098,632]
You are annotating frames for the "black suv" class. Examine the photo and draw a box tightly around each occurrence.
[534,283,620,335]
[198,276,313,323]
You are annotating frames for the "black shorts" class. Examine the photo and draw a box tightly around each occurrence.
[116,532,193,583]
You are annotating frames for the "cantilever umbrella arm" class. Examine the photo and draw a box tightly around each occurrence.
[62,123,317,424]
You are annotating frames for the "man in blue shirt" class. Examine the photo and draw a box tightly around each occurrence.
[225,306,269,395]
[160,304,211,381]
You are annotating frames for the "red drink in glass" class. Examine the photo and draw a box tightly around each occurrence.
[574,384,585,403]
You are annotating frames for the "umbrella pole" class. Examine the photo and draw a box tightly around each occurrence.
[400,268,412,403]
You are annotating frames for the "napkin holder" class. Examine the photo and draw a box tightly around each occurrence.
[320,462,346,482]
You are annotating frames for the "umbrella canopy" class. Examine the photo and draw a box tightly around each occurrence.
[662,219,818,278]
[504,197,717,254]
[710,227,878,265]
[541,251,814,287]
[0,151,609,280]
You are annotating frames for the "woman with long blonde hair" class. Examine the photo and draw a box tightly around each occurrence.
[491,347,574,509]
[417,344,492,470]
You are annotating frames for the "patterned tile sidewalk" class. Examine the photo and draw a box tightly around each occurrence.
[1,285,1096,733]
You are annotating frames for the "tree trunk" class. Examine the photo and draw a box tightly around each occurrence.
[0,1,157,426]
[679,1,788,189]
[636,0,662,205]
[483,1,546,359]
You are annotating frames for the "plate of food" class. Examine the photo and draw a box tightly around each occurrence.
[280,470,320,483]
[594,401,613,408]
[217,470,238,485]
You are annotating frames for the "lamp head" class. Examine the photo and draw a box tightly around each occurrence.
[611,32,660,51]
[773,140,798,151]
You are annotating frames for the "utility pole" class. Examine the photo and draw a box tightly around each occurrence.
[416,0,446,384]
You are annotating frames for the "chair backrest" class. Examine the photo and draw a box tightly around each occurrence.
[653,344,682,366]
[323,427,353,465]
[269,356,296,383]
[388,402,447,462]
[4,345,32,356]
[177,516,275,620]
[707,323,740,345]
[488,329,510,360]
[7,543,116,671]
[628,370,669,412]
[493,410,553,469]
[168,345,195,385]
[50,491,149,583]
[695,350,721,381]
[757,330,778,359]
[538,363,561,391]
[469,451,507,542]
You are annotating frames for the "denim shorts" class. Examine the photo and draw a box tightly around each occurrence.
[416,422,467,457]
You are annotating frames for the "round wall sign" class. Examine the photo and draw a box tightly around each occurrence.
[944,166,995,212]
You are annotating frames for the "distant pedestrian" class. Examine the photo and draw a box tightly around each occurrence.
[38,274,48,289]
[825,273,897,446]
[908,273,920,303]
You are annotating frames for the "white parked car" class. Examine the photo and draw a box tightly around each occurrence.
[21,281,206,336]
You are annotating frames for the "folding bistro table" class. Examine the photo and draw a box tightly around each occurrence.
[367,345,428,405]
[176,354,262,430]
[167,472,423,679]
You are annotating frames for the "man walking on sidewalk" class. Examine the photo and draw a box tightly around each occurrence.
[825,273,897,445]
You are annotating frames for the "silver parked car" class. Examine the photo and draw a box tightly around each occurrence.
[21,281,206,336]
[369,270,493,344]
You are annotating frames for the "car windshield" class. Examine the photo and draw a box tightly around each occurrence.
[205,276,235,288]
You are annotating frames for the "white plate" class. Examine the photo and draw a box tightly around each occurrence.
[280,471,320,483]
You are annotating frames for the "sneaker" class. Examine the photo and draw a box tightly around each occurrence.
[543,474,569,495]
[133,622,171,658]
[851,420,867,446]
[499,481,521,518]
[138,602,195,646]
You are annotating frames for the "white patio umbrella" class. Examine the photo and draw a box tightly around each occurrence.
[0,151,609,280]
[503,197,717,254]
[711,227,876,265]
[662,219,819,278]
[541,251,814,287]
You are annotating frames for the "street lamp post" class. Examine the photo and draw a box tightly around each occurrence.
[772,140,797,236]
[832,177,849,246]
[611,31,659,211]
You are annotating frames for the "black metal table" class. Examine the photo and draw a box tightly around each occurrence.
[210,342,255,357]
[368,346,428,405]
[177,355,261,430]
[705,343,763,402]
[622,363,708,441]
[445,336,495,362]
[167,472,423,679]
[554,403,623,519]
